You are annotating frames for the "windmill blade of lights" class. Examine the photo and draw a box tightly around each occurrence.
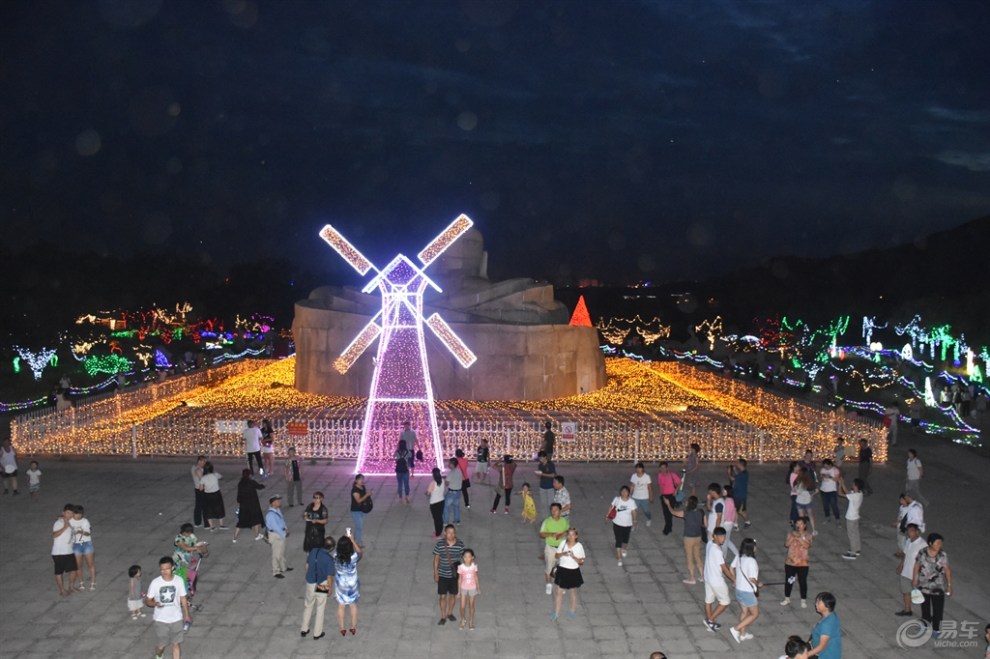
[319,224,375,276]
[333,320,383,374]
[417,214,473,268]
[425,313,477,368]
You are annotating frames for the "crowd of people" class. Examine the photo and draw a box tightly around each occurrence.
[10,417,980,659]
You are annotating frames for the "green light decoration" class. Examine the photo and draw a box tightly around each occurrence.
[50,353,58,367]
[12,357,20,374]
[172,327,184,341]
[83,354,133,377]
[929,325,954,362]
[110,330,137,339]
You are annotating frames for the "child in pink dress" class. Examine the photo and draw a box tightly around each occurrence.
[457,549,480,629]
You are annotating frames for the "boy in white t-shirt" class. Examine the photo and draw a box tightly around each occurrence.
[27,461,42,498]
[840,478,864,559]
[145,556,192,659]
[629,462,653,527]
[904,449,929,506]
[703,527,734,632]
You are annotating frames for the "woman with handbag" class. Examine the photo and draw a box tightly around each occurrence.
[350,475,372,546]
[607,485,637,567]
[730,538,761,643]
[912,532,952,637]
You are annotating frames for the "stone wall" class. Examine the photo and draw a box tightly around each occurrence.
[292,301,606,401]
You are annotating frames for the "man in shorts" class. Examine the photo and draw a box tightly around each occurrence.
[51,503,77,596]
[432,524,465,625]
[895,523,926,617]
[145,556,192,659]
[703,527,733,632]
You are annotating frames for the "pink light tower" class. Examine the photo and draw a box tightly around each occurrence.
[318,215,478,474]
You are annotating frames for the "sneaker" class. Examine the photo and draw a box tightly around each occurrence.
[232,539,237,543]
[156,654,164,659]
[780,597,790,606]
[682,578,697,585]
[437,618,446,626]
[504,507,509,514]
[841,552,857,560]
[800,600,807,609]
[933,631,941,640]
[274,573,285,579]
[617,560,623,567]
[621,550,628,557]
[710,621,722,630]
[489,509,496,514]
[447,614,456,622]
[545,583,553,595]
[895,610,913,616]
[466,505,471,509]
[646,520,651,527]
[743,521,751,528]
[255,533,264,541]
[703,618,715,633]
[730,627,742,643]
[741,632,754,640]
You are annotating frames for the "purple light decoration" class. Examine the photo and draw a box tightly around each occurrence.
[318,215,477,474]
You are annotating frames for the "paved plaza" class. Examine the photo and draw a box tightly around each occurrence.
[1,426,987,658]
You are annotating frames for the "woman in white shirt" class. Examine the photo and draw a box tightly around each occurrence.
[607,486,638,566]
[730,538,762,643]
[552,528,586,621]
[629,462,653,527]
[199,462,227,530]
[425,468,446,539]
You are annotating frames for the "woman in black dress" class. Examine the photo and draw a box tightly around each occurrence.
[233,469,265,542]
[303,491,329,551]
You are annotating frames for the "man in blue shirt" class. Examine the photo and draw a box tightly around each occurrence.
[265,495,292,578]
[535,452,556,516]
[809,591,841,659]
[301,536,335,639]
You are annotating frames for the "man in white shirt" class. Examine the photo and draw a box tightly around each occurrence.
[840,478,865,559]
[904,449,929,506]
[706,482,724,534]
[145,556,192,659]
[400,421,417,472]
[894,493,924,557]
[895,524,926,617]
[703,527,734,632]
[51,504,77,596]
[243,420,264,475]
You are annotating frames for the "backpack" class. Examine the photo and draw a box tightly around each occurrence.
[396,450,410,473]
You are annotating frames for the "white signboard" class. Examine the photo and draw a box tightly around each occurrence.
[561,422,577,442]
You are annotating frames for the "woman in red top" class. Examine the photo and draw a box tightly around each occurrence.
[656,462,682,535]
[454,449,471,509]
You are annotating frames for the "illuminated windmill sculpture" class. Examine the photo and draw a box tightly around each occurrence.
[319,215,478,474]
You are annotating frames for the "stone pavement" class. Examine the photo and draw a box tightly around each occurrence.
[1,425,987,659]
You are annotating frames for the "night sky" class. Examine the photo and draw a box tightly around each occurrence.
[2,0,988,285]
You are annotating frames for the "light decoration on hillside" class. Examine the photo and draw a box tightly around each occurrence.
[696,316,724,351]
[14,346,58,381]
[318,214,478,474]
[83,354,133,376]
[11,356,887,462]
[862,316,886,345]
[597,320,630,346]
